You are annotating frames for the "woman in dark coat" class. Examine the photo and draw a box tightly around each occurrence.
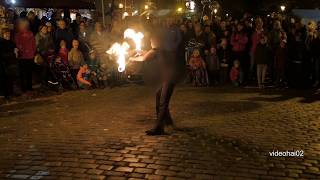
[35,25,55,86]
[0,28,20,98]
[274,40,288,87]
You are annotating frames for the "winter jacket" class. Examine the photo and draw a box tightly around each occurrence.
[185,28,195,42]
[55,28,73,50]
[77,66,91,85]
[58,48,69,65]
[89,31,109,58]
[14,30,36,59]
[251,29,264,54]
[35,33,54,55]
[0,38,17,65]
[68,48,85,69]
[230,67,240,81]
[0,38,19,76]
[29,18,41,35]
[218,47,232,67]
[231,32,248,52]
[274,46,288,71]
[254,43,272,65]
[204,32,217,50]
[189,56,205,70]
[205,54,220,71]
[269,30,284,51]
[306,33,320,58]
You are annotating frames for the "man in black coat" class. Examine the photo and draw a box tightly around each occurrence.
[55,20,74,50]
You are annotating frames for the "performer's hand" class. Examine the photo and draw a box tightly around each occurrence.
[129,56,145,62]
[136,50,147,56]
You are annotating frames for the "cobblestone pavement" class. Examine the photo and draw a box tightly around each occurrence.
[0,86,320,180]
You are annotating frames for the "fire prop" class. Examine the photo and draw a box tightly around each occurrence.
[124,28,144,54]
[106,29,144,72]
[106,42,130,72]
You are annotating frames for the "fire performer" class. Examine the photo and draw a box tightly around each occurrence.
[130,19,182,135]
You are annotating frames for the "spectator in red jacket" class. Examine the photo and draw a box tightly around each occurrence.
[14,19,36,92]
[230,60,243,87]
[231,23,249,82]
[231,23,249,53]
[58,40,69,65]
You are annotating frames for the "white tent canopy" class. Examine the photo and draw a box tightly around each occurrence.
[140,9,174,17]
[292,9,320,24]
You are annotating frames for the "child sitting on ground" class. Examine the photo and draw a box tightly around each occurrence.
[230,60,243,87]
[189,49,209,87]
[77,64,97,89]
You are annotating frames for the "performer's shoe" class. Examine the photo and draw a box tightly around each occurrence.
[145,129,165,136]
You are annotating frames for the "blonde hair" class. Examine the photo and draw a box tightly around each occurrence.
[192,49,200,57]
[308,21,317,29]
[308,21,318,37]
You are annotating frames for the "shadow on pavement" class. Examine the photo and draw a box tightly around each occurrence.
[179,85,320,104]
[177,86,260,94]
[245,89,320,103]
[0,99,55,118]
[182,101,261,116]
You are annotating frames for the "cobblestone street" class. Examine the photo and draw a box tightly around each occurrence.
[0,86,320,180]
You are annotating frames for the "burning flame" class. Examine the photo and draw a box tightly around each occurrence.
[106,42,130,72]
[106,29,144,72]
[124,29,144,53]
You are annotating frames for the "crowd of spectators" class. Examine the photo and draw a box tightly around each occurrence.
[0,11,117,99]
[178,13,320,89]
[1,10,320,100]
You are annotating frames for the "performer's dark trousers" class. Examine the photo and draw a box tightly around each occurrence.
[154,82,175,131]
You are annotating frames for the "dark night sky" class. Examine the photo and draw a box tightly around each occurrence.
[147,0,320,9]
[5,0,320,10]
[147,0,320,14]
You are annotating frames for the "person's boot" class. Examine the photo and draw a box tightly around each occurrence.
[145,128,165,136]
